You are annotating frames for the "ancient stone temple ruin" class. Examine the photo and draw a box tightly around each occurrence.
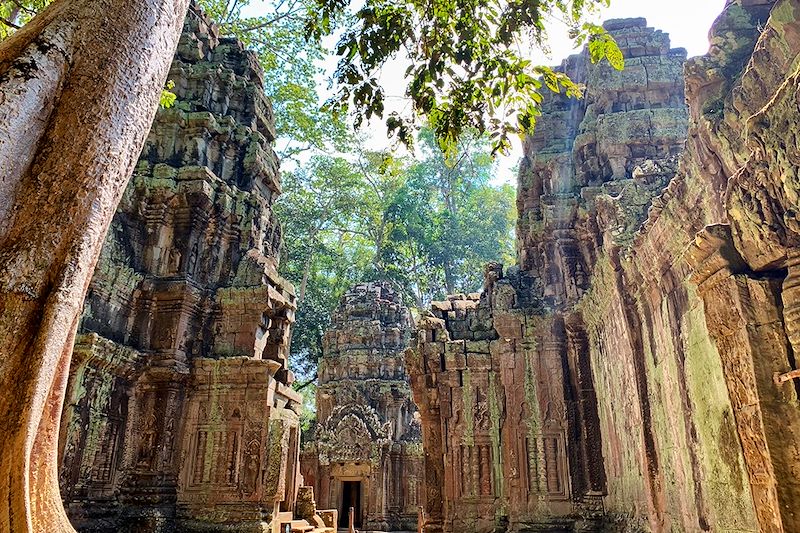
[301,283,424,531]
[57,6,332,532]
[49,1,800,532]
[409,4,800,532]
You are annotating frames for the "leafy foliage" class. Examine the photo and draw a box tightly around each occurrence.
[276,129,515,374]
[580,22,624,69]
[159,80,177,108]
[304,0,623,155]
[400,129,516,297]
[0,0,46,38]
[2,0,623,157]
[275,156,371,374]
[297,383,317,438]
[0,0,349,160]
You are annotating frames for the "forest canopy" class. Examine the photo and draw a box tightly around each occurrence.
[277,128,516,378]
[1,0,621,155]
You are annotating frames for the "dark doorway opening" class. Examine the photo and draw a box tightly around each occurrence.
[338,480,362,528]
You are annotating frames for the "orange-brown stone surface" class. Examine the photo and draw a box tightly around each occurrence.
[409,3,800,532]
[301,283,424,531]
[51,1,800,532]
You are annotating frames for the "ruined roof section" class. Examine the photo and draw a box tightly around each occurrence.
[140,4,280,200]
[319,282,413,378]
[329,282,411,325]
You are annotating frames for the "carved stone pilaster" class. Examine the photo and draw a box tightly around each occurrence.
[781,253,800,358]
[688,224,796,533]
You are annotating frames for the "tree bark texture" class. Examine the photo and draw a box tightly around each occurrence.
[0,0,190,530]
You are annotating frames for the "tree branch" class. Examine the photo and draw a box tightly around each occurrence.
[226,0,240,22]
[0,16,20,29]
[9,0,35,15]
[226,0,302,33]
[294,372,318,392]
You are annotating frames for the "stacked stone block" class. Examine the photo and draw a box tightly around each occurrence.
[410,7,800,533]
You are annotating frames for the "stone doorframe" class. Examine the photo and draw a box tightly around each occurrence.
[329,462,372,528]
[333,478,368,526]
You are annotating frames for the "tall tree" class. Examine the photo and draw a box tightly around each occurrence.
[405,129,514,294]
[0,0,190,531]
[277,130,516,374]
[386,129,515,299]
[277,155,370,373]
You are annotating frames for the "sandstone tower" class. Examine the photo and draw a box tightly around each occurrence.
[56,6,333,532]
[301,282,424,531]
[410,5,800,532]
[409,18,688,532]
[52,1,800,533]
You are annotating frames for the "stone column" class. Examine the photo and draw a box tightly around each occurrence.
[689,224,800,532]
[405,342,446,533]
[781,253,800,357]
[419,414,445,533]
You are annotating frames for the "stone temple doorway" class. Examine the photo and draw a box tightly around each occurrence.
[338,480,362,528]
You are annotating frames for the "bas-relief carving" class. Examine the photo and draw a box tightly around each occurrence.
[410,285,580,531]
[408,10,796,532]
[53,3,800,533]
[406,9,800,532]
[137,414,159,469]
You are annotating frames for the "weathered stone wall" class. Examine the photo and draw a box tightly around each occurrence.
[410,4,800,532]
[301,282,424,531]
[410,268,607,532]
[56,5,326,532]
[572,3,800,529]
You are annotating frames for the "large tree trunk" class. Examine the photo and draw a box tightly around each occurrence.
[0,0,190,530]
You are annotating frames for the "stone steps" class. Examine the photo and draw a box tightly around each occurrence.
[515,517,606,532]
[290,519,336,533]
[273,513,335,533]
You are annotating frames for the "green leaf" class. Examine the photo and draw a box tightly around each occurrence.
[159,80,177,109]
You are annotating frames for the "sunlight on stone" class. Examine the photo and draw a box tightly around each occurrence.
[1,1,798,532]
